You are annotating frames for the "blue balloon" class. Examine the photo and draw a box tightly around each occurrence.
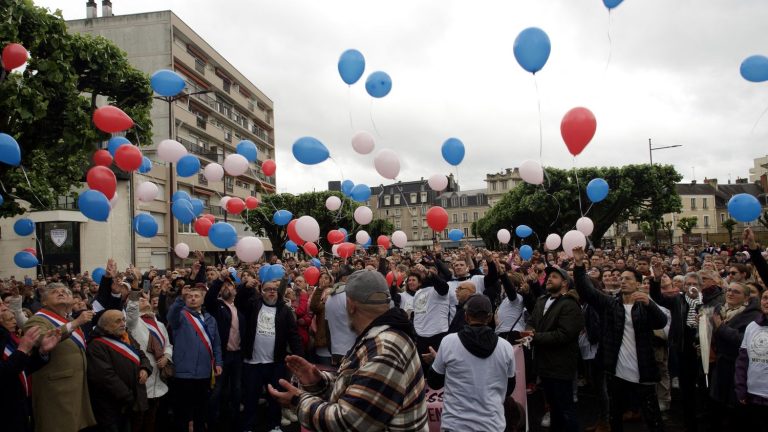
[14,251,38,269]
[209,222,238,248]
[338,49,366,85]
[138,156,152,174]
[265,264,286,283]
[339,228,349,241]
[728,193,762,222]
[285,240,298,253]
[363,238,371,248]
[311,258,321,268]
[273,209,293,226]
[190,198,204,216]
[236,140,258,162]
[13,218,35,236]
[107,136,130,157]
[150,69,186,97]
[292,137,330,165]
[586,178,610,203]
[341,180,355,196]
[515,225,533,238]
[513,27,551,74]
[92,267,106,284]
[259,264,272,282]
[176,154,200,177]
[229,268,241,284]
[740,55,768,83]
[172,199,196,223]
[172,190,191,203]
[603,0,623,9]
[350,184,371,202]
[78,189,110,221]
[365,71,392,98]
[441,138,465,166]
[133,213,158,238]
[0,133,21,166]
[0,194,4,205]
[448,229,464,242]
[519,245,533,261]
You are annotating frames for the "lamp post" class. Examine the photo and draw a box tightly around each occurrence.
[648,138,682,165]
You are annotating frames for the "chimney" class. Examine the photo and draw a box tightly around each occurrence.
[86,0,97,18]
[761,174,768,193]
[704,177,717,190]
[102,0,113,17]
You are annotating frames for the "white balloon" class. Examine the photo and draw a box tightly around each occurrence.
[497,229,511,244]
[576,217,594,236]
[331,244,340,257]
[545,233,562,251]
[136,181,159,202]
[296,215,320,243]
[519,160,544,185]
[373,149,400,180]
[355,230,370,245]
[236,236,264,263]
[224,154,249,177]
[325,196,342,211]
[354,206,373,225]
[174,242,190,259]
[428,174,448,192]
[351,131,375,155]
[562,230,586,257]
[391,230,408,248]
[204,163,224,182]
[219,196,231,209]
[158,139,187,163]
[109,192,119,209]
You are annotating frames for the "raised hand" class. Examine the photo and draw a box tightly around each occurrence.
[106,258,118,278]
[571,246,585,266]
[39,328,61,354]
[18,326,41,354]
[285,355,322,386]
[744,228,757,250]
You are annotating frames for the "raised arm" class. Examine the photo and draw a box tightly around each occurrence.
[745,228,768,287]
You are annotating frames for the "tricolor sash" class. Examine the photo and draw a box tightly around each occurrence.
[94,337,140,365]
[141,316,166,347]
[183,310,213,364]
[35,309,86,350]
[2,343,30,396]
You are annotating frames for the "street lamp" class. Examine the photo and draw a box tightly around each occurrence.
[648,138,682,165]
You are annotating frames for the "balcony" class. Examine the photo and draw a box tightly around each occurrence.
[177,137,223,164]
[197,173,208,186]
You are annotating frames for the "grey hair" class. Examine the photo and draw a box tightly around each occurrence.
[684,272,703,287]
[672,275,685,284]
[41,282,69,297]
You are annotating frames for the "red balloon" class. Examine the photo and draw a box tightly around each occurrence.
[86,166,117,199]
[304,266,320,286]
[114,145,143,171]
[262,159,276,177]
[2,43,28,71]
[338,242,356,259]
[23,247,36,256]
[303,242,318,257]
[202,214,216,223]
[287,219,303,244]
[93,106,134,133]
[386,271,404,287]
[93,149,113,167]
[327,229,345,245]
[560,107,597,157]
[194,218,213,236]
[226,197,246,214]
[245,196,259,209]
[426,206,449,232]
[376,235,391,249]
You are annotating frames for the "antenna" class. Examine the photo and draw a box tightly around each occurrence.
[691,166,696,181]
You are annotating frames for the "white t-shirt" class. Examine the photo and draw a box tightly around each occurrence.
[399,291,415,314]
[325,289,357,356]
[543,297,557,315]
[432,333,516,431]
[741,321,768,398]
[615,304,640,383]
[495,295,526,334]
[448,275,485,323]
[412,286,451,337]
[247,305,276,364]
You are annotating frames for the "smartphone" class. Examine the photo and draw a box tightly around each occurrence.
[142,280,150,293]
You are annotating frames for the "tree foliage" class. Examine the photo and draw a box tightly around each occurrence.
[722,218,737,243]
[0,0,152,217]
[244,191,393,257]
[677,217,698,235]
[475,164,682,248]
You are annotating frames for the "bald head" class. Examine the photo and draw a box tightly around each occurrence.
[98,310,127,337]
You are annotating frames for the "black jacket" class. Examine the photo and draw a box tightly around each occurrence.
[0,328,47,432]
[649,279,689,353]
[574,266,667,383]
[749,247,768,286]
[205,278,246,352]
[235,283,304,362]
[528,288,584,380]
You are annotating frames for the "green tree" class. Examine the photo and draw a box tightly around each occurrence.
[475,164,682,248]
[677,216,698,235]
[722,218,737,243]
[244,191,393,257]
[758,211,768,230]
[0,0,152,217]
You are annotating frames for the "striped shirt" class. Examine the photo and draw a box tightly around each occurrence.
[297,321,428,432]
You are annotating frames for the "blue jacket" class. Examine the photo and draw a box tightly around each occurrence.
[168,297,223,379]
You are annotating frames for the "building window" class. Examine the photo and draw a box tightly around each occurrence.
[410,193,417,203]
[702,198,708,209]
[452,213,458,223]
[704,215,709,227]
[384,195,390,206]
[463,212,468,222]
[154,184,166,201]
[222,77,231,93]
[395,220,401,229]
[395,209,401,216]
[690,198,696,209]
[394,194,400,205]
[502,180,508,190]
[473,211,479,221]
[178,222,194,234]
[441,199,447,207]
[420,192,427,203]
[422,218,427,227]
[492,182,497,191]
[461,196,468,206]
[412,219,418,227]
[451,197,458,207]
[150,212,165,234]
[413,231,419,240]
[720,213,725,223]
[464,227,469,237]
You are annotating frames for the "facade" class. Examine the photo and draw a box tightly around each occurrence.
[485,168,523,207]
[1,8,275,278]
[749,155,768,183]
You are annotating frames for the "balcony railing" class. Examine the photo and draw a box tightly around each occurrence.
[177,137,223,163]
[197,173,208,186]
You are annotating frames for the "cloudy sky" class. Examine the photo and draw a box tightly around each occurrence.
[37,0,768,193]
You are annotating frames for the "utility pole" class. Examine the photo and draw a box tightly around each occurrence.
[648,138,682,165]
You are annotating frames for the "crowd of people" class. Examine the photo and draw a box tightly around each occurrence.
[2,226,768,432]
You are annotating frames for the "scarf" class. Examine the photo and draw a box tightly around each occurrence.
[719,303,747,324]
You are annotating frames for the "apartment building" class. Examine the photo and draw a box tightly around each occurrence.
[485,168,523,207]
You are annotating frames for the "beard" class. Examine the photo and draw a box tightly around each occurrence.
[220,289,233,301]
[263,297,278,306]
[546,283,561,294]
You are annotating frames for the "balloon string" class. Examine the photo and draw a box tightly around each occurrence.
[369,99,382,138]
[534,75,543,162]
[604,10,613,76]
[35,237,46,276]
[394,182,415,219]
[348,86,355,132]
[20,165,48,210]
[573,158,584,217]
[751,102,768,133]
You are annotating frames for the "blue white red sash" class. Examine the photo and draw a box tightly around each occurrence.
[183,310,213,364]
[94,337,140,365]
[35,309,86,350]
[141,316,166,347]
[3,343,30,396]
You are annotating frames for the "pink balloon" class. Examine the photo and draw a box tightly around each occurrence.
[373,149,400,180]
[224,154,249,176]
[158,139,187,163]
[519,160,544,185]
[354,206,373,225]
[296,215,320,243]
[562,230,586,257]
[351,131,375,154]
[545,233,561,250]
[391,231,407,248]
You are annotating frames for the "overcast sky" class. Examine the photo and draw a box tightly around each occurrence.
[37,0,768,193]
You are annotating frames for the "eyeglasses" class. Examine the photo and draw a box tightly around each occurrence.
[262,288,278,293]
[729,271,739,276]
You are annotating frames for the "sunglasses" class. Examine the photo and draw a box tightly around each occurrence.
[729,271,739,276]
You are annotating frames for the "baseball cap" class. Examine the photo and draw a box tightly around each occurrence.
[345,270,391,305]
[464,294,492,317]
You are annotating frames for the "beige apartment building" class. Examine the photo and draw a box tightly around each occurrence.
[485,168,523,207]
